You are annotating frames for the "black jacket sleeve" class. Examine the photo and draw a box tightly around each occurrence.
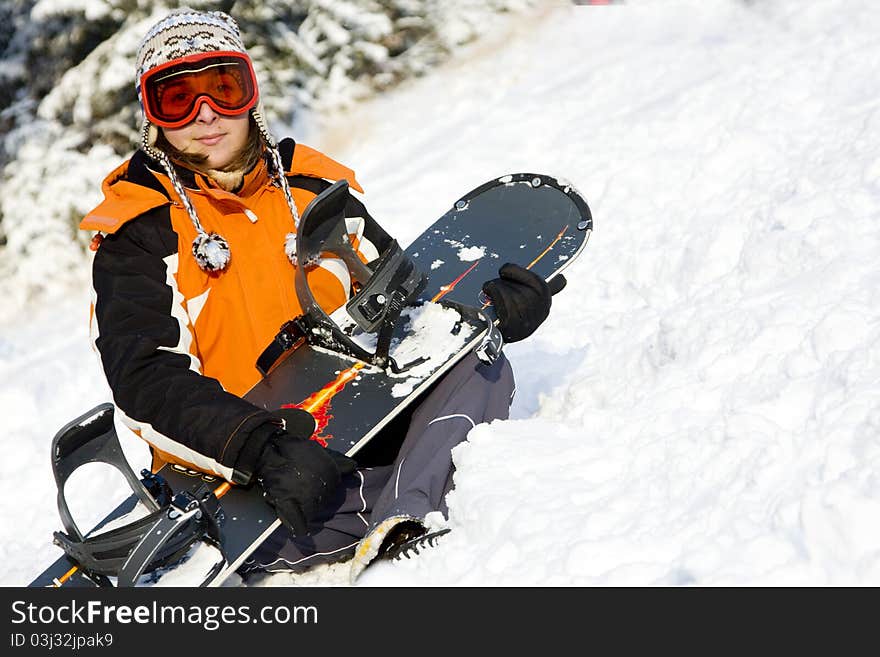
[91,206,277,484]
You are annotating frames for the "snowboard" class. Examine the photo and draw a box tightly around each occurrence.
[28,173,592,588]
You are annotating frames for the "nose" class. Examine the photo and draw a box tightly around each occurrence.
[194,99,219,124]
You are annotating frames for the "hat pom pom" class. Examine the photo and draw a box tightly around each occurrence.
[285,232,298,266]
[192,232,231,272]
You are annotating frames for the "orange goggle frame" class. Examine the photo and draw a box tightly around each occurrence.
[140,51,258,128]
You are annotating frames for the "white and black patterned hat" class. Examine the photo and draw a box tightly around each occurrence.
[136,10,247,81]
[134,8,301,272]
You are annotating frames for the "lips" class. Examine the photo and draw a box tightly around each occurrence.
[197,134,225,145]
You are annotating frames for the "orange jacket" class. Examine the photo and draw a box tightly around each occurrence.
[82,139,391,482]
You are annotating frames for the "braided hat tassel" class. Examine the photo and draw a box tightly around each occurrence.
[144,123,232,272]
[257,116,302,267]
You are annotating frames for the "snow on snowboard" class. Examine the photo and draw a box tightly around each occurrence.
[29,173,592,587]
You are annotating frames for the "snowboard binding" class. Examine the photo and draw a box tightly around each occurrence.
[257,179,506,375]
[49,404,228,587]
[258,180,429,375]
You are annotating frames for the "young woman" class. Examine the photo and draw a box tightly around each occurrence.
[82,9,555,578]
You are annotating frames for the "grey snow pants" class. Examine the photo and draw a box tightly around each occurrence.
[240,352,515,575]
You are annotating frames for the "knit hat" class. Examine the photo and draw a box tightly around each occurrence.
[135,8,301,272]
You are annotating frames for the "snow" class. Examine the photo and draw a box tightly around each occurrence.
[4,0,880,587]
[323,302,476,398]
[457,245,487,261]
[387,303,476,397]
[31,0,114,22]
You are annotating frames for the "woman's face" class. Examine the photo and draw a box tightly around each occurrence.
[162,101,250,170]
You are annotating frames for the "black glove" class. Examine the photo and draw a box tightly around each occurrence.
[253,408,357,536]
[481,263,566,343]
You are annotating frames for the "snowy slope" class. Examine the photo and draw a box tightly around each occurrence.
[4,0,880,586]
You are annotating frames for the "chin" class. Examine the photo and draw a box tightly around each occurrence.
[205,154,231,169]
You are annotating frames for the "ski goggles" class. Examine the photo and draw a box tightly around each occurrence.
[139,51,258,128]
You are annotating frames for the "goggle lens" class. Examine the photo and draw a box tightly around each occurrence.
[142,54,257,127]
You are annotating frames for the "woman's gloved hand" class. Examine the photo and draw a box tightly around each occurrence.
[481,263,566,343]
[253,408,357,536]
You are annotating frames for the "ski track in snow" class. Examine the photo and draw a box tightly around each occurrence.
[4,0,880,586]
